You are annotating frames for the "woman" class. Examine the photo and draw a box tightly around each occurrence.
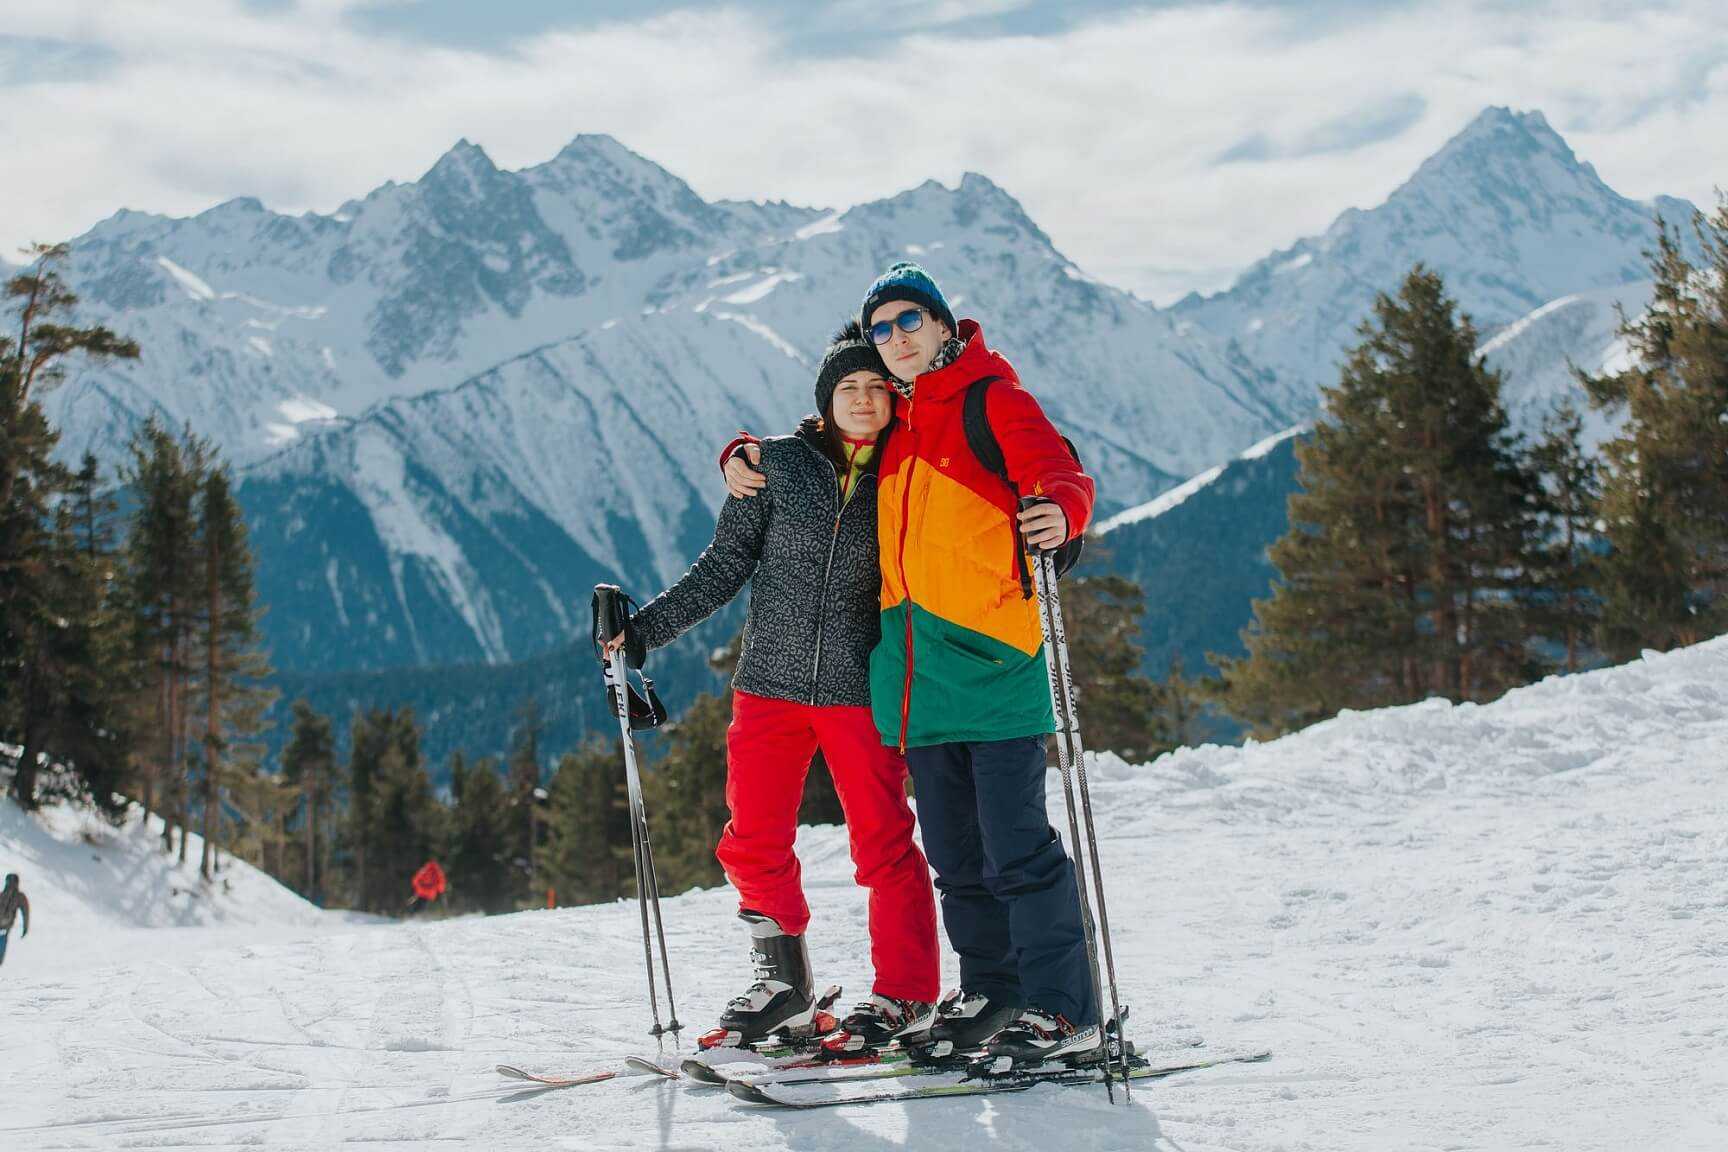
[612,322,940,1054]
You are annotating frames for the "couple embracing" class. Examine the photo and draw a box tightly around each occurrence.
[617,261,1098,1065]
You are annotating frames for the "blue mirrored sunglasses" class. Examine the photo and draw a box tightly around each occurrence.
[868,307,926,346]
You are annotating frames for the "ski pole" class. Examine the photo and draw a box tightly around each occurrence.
[594,584,681,1038]
[1023,501,1130,1102]
[636,796,681,1036]
[1040,552,1131,1097]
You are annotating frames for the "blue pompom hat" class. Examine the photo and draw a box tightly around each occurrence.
[860,261,956,337]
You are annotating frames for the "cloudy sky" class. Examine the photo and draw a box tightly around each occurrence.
[2,0,1724,302]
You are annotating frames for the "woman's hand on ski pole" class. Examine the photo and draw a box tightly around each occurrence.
[724,444,765,499]
[1017,499,1069,551]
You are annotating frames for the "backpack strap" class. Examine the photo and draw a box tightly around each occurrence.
[961,376,1087,595]
[962,376,1036,599]
[962,376,1009,487]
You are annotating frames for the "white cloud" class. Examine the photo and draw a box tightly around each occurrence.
[1,1,1724,302]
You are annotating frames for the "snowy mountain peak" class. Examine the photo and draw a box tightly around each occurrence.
[1402,104,1599,202]
[421,138,504,198]
[201,195,269,217]
[1452,105,1557,145]
[1176,104,1693,420]
[534,132,708,204]
[954,170,1054,245]
[547,132,645,170]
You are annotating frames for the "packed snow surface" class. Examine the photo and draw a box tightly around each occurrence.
[3,637,1726,1148]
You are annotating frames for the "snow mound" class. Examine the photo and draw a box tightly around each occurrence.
[1100,634,1728,814]
[0,795,327,978]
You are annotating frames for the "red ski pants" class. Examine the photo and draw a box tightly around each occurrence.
[717,691,940,1002]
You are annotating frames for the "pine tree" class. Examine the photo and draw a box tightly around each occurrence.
[191,466,275,879]
[341,706,441,913]
[122,420,210,857]
[344,707,393,910]
[1157,654,1211,753]
[68,456,137,810]
[368,732,442,915]
[224,758,299,882]
[1,246,138,809]
[1062,566,1174,762]
[449,753,514,913]
[5,465,134,811]
[644,688,733,892]
[1527,399,1603,671]
[0,244,138,517]
[1219,266,1545,737]
[505,698,545,904]
[25,461,135,813]
[539,740,632,906]
[0,379,62,808]
[280,701,335,904]
[1579,204,1728,657]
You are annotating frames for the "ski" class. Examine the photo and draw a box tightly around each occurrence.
[718,1018,1180,1090]
[495,1065,618,1090]
[623,1056,681,1080]
[725,1049,1272,1109]
[731,1052,962,1088]
[688,1046,920,1086]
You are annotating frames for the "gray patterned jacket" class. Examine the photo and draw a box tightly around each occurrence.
[631,427,883,708]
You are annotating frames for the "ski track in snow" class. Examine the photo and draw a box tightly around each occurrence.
[3,639,1727,1148]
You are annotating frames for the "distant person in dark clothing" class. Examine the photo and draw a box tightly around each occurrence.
[0,874,29,967]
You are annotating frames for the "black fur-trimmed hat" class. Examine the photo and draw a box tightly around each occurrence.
[815,320,887,417]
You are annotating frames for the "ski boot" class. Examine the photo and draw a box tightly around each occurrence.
[975,1006,1103,1071]
[905,987,1024,1064]
[696,910,819,1051]
[818,993,937,1058]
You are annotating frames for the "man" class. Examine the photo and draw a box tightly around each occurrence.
[0,874,30,968]
[723,262,1100,1063]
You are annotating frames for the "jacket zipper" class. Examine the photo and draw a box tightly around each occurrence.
[895,397,918,753]
[804,437,860,707]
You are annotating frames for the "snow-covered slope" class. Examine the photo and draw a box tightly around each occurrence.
[1097,424,1308,535]
[241,311,808,668]
[1479,279,1650,445]
[2,638,1723,1148]
[0,796,327,980]
[1091,427,1304,688]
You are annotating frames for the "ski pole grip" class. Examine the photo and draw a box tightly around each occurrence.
[593,583,648,669]
[594,583,628,645]
[1018,495,1057,554]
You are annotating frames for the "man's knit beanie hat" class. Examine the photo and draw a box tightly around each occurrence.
[860,261,956,337]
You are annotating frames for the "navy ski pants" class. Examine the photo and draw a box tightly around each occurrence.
[906,736,1096,1027]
